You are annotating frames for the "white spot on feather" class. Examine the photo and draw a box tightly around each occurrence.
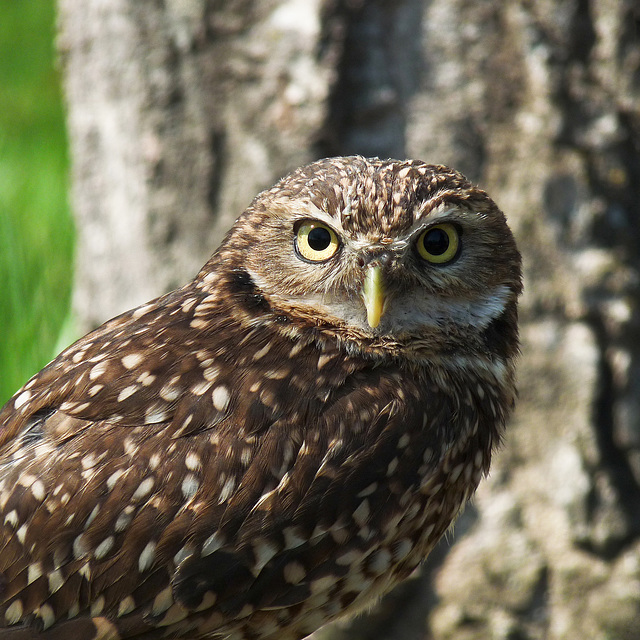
[265,368,289,380]
[4,510,18,529]
[212,385,230,411]
[357,482,378,498]
[89,361,108,380]
[17,524,28,544]
[218,476,236,504]
[90,596,105,616]
[139,540,157,573]
[122,353,143,369]
[94,536,114,560]
[160,384,180,402]
[253,538,279,572]
[190,318,207,330]
[152,587,174,616]
[132,477,154,501]
[335,548,363,566]
[145,406,170,424]
[118,596,136,617]
[397,433,410,449]
[283,561,306,584]
[181,297,197,313]
[73,534,88,559]
[393,538,413,561]
[182,474,200,501]
[450,463,464,482]
[202,365,219,381]
[173,545,194,566]
[369,548,392,575]
[317,353,334,369]
[352,500,370,527]
[192,380,213,396]
[201,532,224,557]
[79,562,91,581]
[115,506,135,532]
[138,371,156,386]
[106,469,125,491]
[48,570,64,594]
[81,454,96,471]
[283,526,307,549]
[132,303,154,320]
[27,562,43,585]
[310,575,338,595]
[14,390,31,410]
[5,600,23,625]
[118,385,139,402]
[84,504,100,528]
[241,447,252,466]
[252,342,272,360]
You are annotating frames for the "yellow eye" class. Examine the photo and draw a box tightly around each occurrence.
[295,221,340,262]
[416,223,460,264]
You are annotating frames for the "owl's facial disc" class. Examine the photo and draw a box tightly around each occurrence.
[361,222,462,329]
[293,216,391,329]
[236,186,520,351]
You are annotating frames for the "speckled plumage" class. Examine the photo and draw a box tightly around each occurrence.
[0,156,521,639]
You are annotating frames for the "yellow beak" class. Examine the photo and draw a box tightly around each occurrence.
[363,265,386,329]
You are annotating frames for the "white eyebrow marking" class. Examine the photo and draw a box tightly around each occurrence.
[414,201,461,222]
[289,202,346,235]
[399,204,465,241]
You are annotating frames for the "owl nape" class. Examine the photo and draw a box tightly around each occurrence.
[0,156,521,640]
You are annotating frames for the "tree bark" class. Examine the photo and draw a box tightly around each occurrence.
[58,0,336,332]
[59,1,640,638]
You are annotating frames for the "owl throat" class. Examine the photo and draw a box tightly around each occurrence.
[224,267,517,369]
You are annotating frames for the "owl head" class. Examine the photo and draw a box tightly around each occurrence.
[205,156,522,361]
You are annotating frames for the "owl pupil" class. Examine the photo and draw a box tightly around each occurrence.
[308,227,331,251]
[423,228,449,255]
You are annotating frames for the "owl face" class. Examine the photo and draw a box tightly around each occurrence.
[216,156,521,357]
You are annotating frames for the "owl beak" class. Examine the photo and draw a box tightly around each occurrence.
[363,265,386,328]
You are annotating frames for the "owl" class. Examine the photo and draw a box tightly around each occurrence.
[0,156,521,640]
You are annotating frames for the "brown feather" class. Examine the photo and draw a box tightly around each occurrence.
[0,156,521,639]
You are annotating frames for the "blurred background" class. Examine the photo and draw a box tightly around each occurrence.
[0,2,73,404]
[2,2,640,639]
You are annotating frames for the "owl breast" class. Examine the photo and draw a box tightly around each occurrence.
[154,322,503,639]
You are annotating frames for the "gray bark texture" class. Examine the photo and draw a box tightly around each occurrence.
[59,1,640,639]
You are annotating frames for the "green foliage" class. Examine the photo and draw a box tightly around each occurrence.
[0,3,74,404]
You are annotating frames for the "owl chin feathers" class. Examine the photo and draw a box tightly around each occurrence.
[279,284,512,334]
[246,266,512,346]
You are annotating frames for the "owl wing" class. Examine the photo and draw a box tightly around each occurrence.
[0,320,432,640]
[168,372,433,633]
[0,287,211,446]
[0,288,236,636]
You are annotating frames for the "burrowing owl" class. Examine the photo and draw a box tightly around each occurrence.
[0,156,521,639]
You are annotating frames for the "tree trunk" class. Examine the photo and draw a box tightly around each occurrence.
[58,0,336,332]
[59,1,640,638]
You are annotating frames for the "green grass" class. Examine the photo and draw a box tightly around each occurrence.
[0,3,74,405]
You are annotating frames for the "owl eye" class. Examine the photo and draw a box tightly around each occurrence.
[416,223,460,264]
[295,221,340,262]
